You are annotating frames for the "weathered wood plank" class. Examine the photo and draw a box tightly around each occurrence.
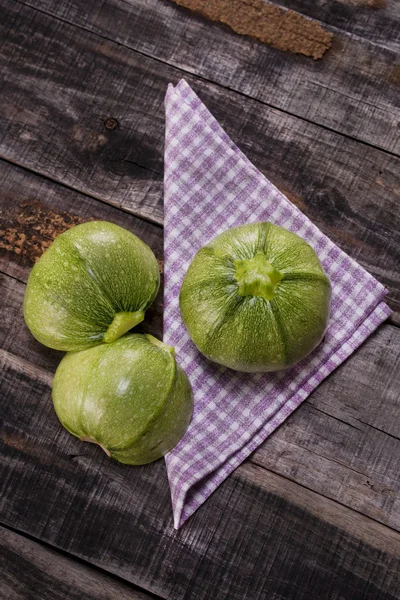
[268,0,400,52]
[252,321,400,531]
[0,273,62,372]
[1,6,400,314]
[0,158,399,528]
[15,0,400,153]
[0,525,158,600]
[1,347,400,599]
[1,1,399,597]
[1,2,164,223]
[2,264,399,531]
[0,159,164,339]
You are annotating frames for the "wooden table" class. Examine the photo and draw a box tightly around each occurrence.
[1,1,399,598]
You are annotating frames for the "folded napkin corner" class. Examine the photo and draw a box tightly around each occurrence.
[163,79,391,529]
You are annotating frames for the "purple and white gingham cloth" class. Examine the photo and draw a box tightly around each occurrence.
[163,79,391,529]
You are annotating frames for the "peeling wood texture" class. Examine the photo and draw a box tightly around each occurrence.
[0,202,85,265]
[0,162,163,275]
[170,0,333,59]
[269,0,400,51]
[1,0,400,597]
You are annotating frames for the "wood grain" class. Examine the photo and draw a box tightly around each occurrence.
[170,0,332,59]
[0,160,164,339]
[1,5,399,315]
[1,2,399,596]
[0,158,398,530]
[253,321,400,530]
[2,262,399,531]
[0,525,158,600]
[15,0,400,153]
[1,347,400,599]
[268,0,400,52]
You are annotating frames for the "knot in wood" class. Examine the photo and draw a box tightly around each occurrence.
[104,118,118,131]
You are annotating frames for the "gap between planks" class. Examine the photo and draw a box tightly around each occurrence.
[1,152,398,328]
[1,344,399,544]
[0,154,164,229]
[0,521,164,600]
[12,0,400,160]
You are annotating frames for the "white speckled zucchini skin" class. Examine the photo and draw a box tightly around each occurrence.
[23,221,160,351]
[52,334,193,465]
[180,222,331,373]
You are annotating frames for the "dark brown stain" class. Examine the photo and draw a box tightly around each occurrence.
[376,176,400,196]
[0,201,85,265]
[325,226,366,250]
[390,66,400,86]
[171,0,333,59]
[2,433,27,453]
[278,186,308,212]
[1,431,81,470]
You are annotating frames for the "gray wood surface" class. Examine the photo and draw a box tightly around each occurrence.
[1,156,399,534]
[268,0,400,51]
[2,263,400,531]
[0,525,158,600]
[253,321,400,530]
[15,0,400,153]
[1,347,400,599]
[1,4,399,316]
[1,0,399,598]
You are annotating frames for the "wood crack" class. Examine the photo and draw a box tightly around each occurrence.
[116,157,162,177]
[239,461,400,540]
[355,419,400,442]
[0,154,164,228]
[307,403,362,431]
[0,521,165,600]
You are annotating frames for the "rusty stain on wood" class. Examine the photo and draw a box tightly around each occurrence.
[170,0,333,59]
[325,226,366,250]
[0,201,85,265]
[278,186,309,212]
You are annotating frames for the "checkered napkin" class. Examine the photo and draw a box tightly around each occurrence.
[163,79,391,529]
